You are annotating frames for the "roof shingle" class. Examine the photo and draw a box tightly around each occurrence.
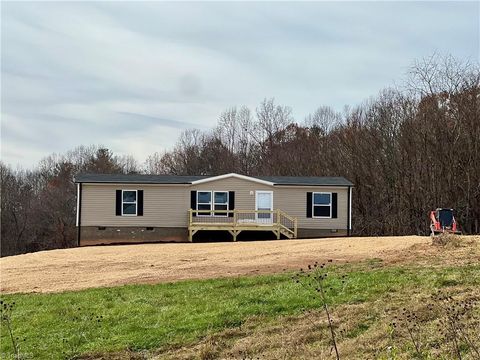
[74,174,207,184]
[74,173,353,186]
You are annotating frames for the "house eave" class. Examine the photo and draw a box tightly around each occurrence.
[272,183,354,187]
[190,173,275,186]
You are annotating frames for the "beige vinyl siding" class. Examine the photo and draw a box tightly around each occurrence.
[81,184,189,227]
[274,186,348,229]
[80,177,349,230]
[191,177,273,210]
[192,177,348,230]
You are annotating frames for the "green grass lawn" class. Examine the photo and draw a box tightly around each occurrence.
[1,261,479,359]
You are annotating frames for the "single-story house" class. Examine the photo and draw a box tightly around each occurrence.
[74,173,353,246]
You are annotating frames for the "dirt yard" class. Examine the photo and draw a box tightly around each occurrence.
[0,236,436,294]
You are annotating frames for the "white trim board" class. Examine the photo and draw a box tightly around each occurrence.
[312,191,332,219]
[349,187,352,231]
[76,183,80,227]
[121,189,138,216]
[191,173,274,186]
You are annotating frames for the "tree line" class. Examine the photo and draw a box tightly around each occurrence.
[1,54,479,256]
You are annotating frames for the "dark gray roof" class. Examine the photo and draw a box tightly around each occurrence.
[74,174,207,184]
[75,173,353,186]
[257,176,353,186]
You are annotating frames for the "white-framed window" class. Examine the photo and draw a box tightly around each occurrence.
[213,191,229,216]
[312,192,332,218]
[122,190,137,216]
[197,191,229,216]
[197,191,212,216]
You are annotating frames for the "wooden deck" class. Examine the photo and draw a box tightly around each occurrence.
[188,209,297,241]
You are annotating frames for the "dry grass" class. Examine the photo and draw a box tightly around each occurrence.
[144,236,479,359]
[431,233,476,248]
[2,236,479,359]
[0,236,431,294]
[385,235,480,268]
[76,237,480,359]
[157,288,480,360]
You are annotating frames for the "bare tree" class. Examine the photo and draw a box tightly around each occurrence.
[304,106,343,135]
[0,165,35,256]
[1,54,479,257]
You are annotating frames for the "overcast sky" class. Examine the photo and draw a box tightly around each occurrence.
[1,1,478,168]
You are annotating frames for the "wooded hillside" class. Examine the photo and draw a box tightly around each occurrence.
[1,54,479,256]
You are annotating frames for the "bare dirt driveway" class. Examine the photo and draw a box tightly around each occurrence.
[0,236,430,294]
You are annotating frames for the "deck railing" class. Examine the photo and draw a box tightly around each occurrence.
[188,209,297,239]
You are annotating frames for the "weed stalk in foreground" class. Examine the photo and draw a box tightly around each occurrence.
[0,299,25,360]
[293,260,346,360]
[61,308,104,359]
[391,291,480,359]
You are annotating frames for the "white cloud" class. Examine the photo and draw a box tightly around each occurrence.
[1,1,478,168]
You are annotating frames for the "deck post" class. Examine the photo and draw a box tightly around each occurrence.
[294,217,298,238]
[228,229,238,242]
[276,210,281,240]
[233,210,238,241]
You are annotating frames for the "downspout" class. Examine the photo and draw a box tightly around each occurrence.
[76,182,82,246]
[347,186,352,236]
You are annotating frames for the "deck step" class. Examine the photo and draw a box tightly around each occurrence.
[279,227,294,239]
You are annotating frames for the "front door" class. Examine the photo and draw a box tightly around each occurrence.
[255,191,273,223]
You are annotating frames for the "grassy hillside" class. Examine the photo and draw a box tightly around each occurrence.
[1,237,479,359]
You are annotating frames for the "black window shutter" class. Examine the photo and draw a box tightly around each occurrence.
[137,190,144,216]
[190,191,197,217]
[116,190,122,216]
[306,192,312,218]
[228,191,235,217]
[332,193,338,218]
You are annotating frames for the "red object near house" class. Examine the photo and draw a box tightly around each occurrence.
[429,208,461,236]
